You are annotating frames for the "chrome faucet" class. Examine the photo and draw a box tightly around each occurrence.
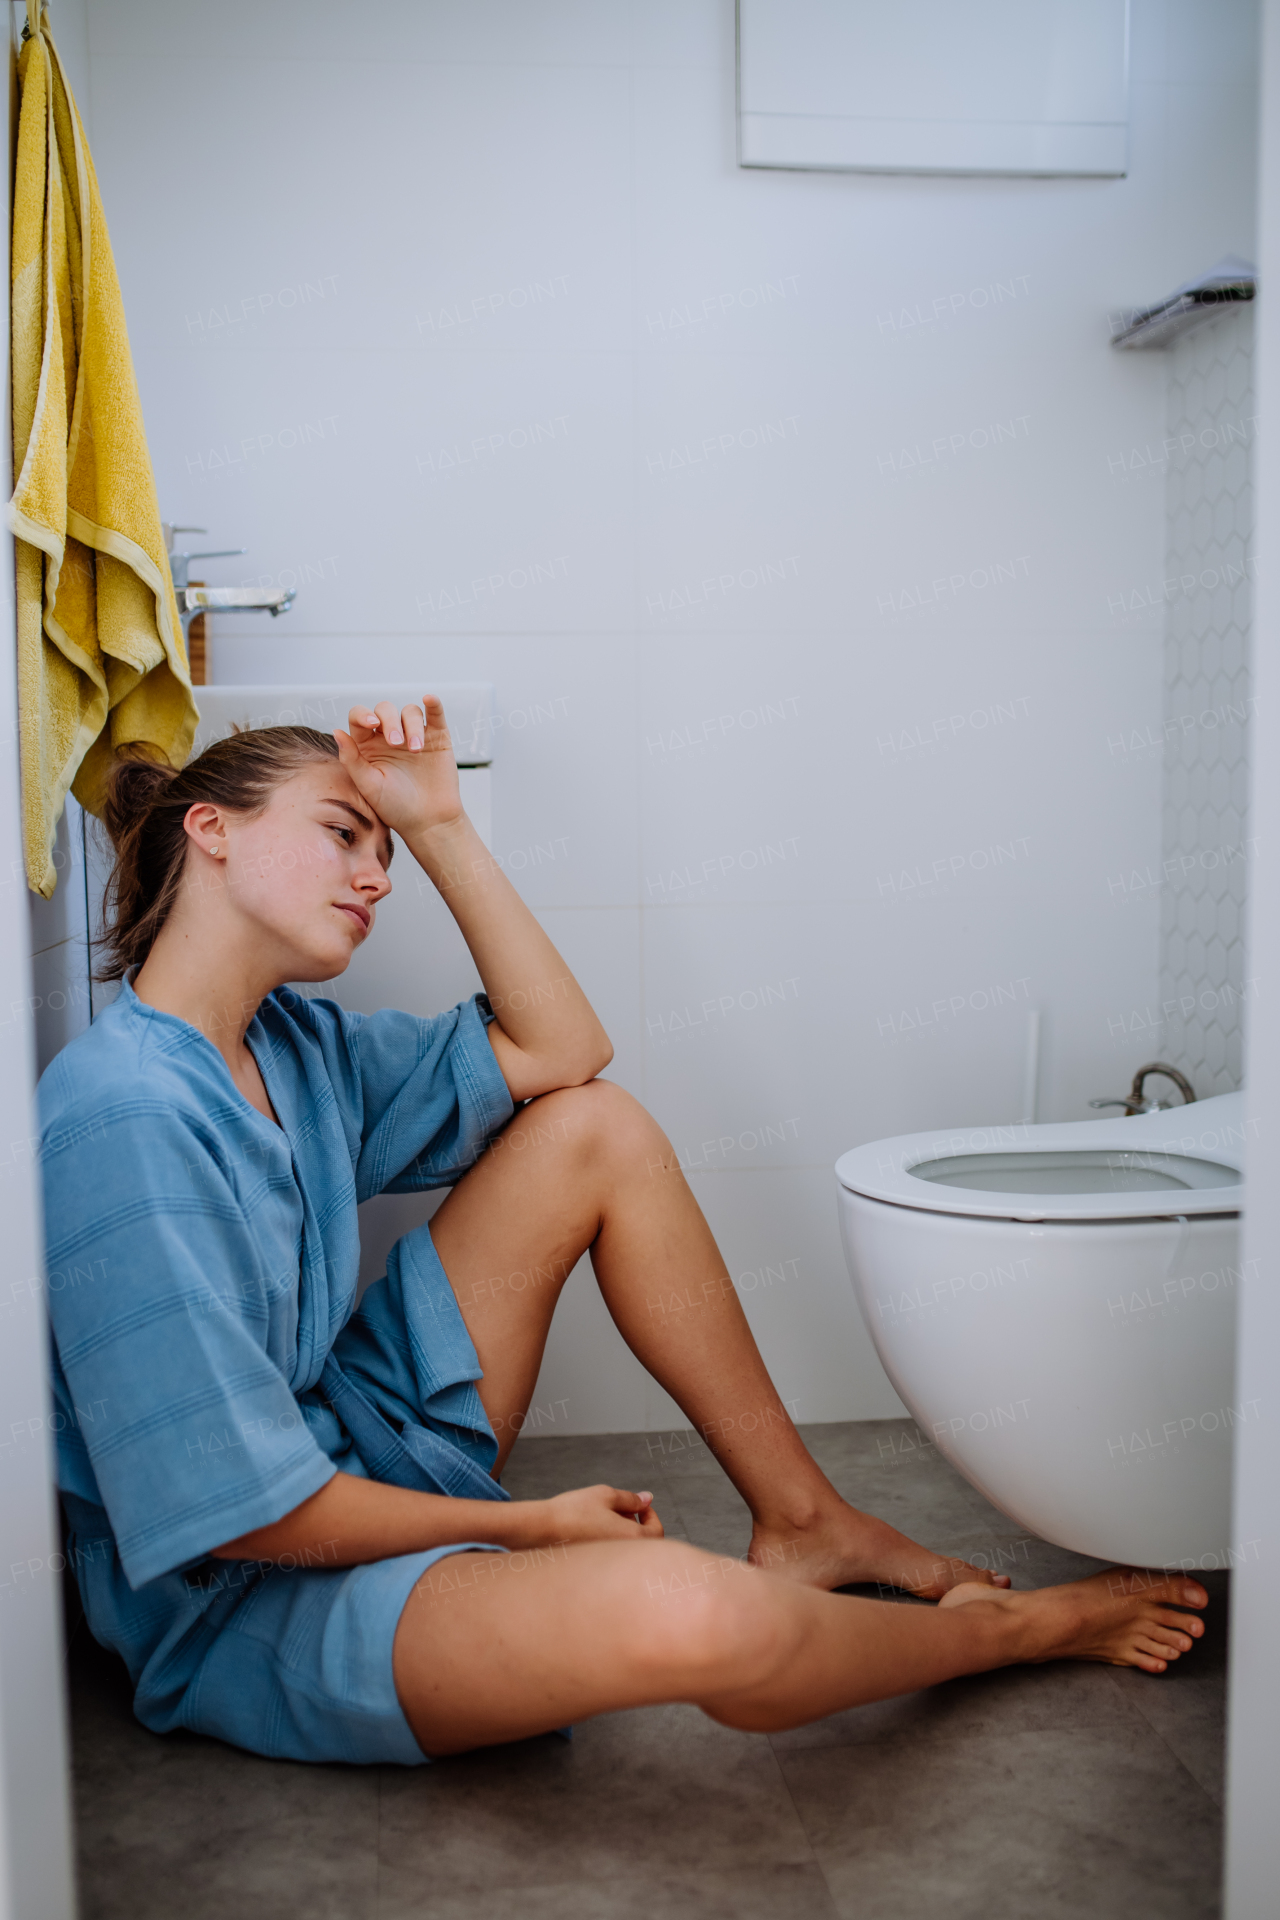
[1089,1063,1197,1116]
[162,524,247,592]
[162,523,297,640]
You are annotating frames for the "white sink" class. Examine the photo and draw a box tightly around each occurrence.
[190,682,497,765]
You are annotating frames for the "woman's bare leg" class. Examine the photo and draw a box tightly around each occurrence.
[430,1080,1002,1596]
[391,1538,1209,1757]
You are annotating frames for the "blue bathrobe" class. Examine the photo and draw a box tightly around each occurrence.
[38,970,516,1764]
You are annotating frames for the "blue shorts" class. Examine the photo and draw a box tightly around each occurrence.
[84,1214,527,1768]
[165,1541,508,1765]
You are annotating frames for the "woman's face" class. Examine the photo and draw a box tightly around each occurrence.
[195,758,394,982]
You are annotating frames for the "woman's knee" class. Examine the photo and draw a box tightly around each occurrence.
[523,1080,668,1178]
[632,1549,796,1696]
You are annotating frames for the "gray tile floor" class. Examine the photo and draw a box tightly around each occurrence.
[67,1420,1226,1919]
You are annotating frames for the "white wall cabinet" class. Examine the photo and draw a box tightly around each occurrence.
[738,0,1129,175]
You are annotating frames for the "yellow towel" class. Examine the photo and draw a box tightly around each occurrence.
[8,0,199,899]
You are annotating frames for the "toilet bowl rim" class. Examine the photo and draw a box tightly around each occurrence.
[837,1187,1242,1227]
[834,1090,1246,1222]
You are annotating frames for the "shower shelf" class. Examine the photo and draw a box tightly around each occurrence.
[1110,255,1256,350]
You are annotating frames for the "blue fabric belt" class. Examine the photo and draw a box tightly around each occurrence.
[319,1355,572,1744]
[319,1355,511,1505]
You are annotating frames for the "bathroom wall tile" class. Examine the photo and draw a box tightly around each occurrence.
[633,348,857,637]
[532,908,642,1096]
[1159,306,1254,1098]
[640,900,858,1170]
[93,55,634,360]
[639,888,1157,1157]
[638,632,854,908]
[27,794,87,957]
[626,0,726,72]
[639,884,1096,1148]
[637,645,840,906]
[681,1168,907,1423]
[90,1,637,70]
[628,36,1237,367]
[355,1191,446,1301]
[627,65,1179,637]
[28,799,92,1079]
[636,626,1164,930]
[522,1252,650,1438]
[521,1168,901,1440]
[500,1429,664,1493]
[131,347,636,637]
[483,648,638,912]
[207,633,640,911]
[851,633,1163,909]
[30,936,95,1081]
[520,1148,909,1435]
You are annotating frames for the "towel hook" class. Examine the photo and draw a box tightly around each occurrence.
[24,2,44,41]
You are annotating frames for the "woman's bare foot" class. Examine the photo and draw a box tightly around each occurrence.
[939,1565,1209,1673]
[748,1505,1013,1598]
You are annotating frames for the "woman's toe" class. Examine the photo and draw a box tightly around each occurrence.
[1135,1633,1180,1662]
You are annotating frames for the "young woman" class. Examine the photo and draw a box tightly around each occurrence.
[40,695,1208,1766]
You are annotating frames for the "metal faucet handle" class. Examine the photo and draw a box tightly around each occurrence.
[1089,1062,1196,1118]
[162,523,206,554]
[161,520,247,569]
[166,545,249,590]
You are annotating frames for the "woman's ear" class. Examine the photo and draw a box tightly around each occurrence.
[182,802,226,856]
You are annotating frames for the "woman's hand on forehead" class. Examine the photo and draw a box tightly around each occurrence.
[349,700,432,751]
[332,695,463,841]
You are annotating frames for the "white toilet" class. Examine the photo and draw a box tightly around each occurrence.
[835,1093,1247,1569]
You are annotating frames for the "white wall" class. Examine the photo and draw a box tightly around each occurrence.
[70,0,1258,1431]
[1,6,79,1916]
[1226,2,1280,1908]
[1157,305,1254,1098]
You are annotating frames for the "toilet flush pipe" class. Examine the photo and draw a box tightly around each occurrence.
[1019,1008,1041,1127]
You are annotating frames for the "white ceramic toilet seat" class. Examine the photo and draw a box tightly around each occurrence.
[835,1091,1245,1223]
